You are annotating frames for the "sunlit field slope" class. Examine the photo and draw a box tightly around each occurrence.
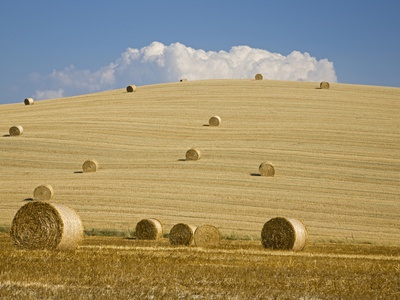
[0,79,399,245]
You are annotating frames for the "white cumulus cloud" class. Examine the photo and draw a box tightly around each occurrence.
[32,41,337,99]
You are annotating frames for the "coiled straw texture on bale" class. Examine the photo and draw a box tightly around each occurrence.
[126,85,137,92]
[10,201,83,250]
[186,148,201,161]
[24,98,34,105]
[209,116,221,126]
[9,125,23,136]
[259,162,275,177]
[261,217,307,251]
[33,184,54,201]
[82,159,99,173]
[255,73,263,80]
[194,224,221,248]
[320,81,330,89]
[169,223,197,246]
[135,218,163,240]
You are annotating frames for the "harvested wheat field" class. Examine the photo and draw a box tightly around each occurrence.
[0,79,399,245]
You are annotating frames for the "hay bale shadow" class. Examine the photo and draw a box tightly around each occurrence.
[23,198,34,202]
[3,134,10,137]
[74,171,83,174]
[250,173,261,177]
[203,124,210,127]
[177,159,187,162]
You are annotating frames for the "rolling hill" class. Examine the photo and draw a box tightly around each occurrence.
[1,79,399,245]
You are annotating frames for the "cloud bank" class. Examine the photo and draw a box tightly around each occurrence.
[32,41,337,99]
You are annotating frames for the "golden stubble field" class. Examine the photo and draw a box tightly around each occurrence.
[0,79,399,244]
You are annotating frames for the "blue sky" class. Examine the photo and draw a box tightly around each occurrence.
[0,0,399,104]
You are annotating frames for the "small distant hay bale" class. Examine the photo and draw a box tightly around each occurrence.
[82,159,99,173]
[10,201,83,250]
[186,148,201,161]
[255,73,263,80]
[9,125,23,136]
[169,223,197,246]
[126,85,137,92]
[261,217,307,251]
[209,115,221,126]
[194,224,221,248]
[259,162,275,177]
[33,184,54,201]
[24,98,34,105]
[320,81,330,89]
[180,78,188,82]
[135,218,163,240]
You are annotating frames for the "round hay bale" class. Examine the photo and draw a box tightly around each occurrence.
[180,78,188,82]
[261,217,307,251]
[194,224,221,248]
[135,218,163,240]
[33,184,54,201]
[185,148,201,161]
[82,159,99,173]
[10,201,83,250]
[24,98,34,105]
[169,223,197,246]
[9,125,23,136]
[255,73,263,80]
[259,162,275,177]
[126,85,137,92]
[320,81,330,89]
[209,115,221,126]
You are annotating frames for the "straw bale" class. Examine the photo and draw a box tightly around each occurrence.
[169,223,197,246]
[126,85,137,92]
[10,201,83,250]
[180,78,188,82]
[135,218,163,240]
[82,159,99,173]
[33,184,54,201]
[255,73,263,80]
[24,98,34,105]
[186,148,201,161]
[194,224,221,248]
[9,125,23,136]
[259,162,275,177]
[261,217,307,251]
[320,81,330,89]
[209,115,221,126]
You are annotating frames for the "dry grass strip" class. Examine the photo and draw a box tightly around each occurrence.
[320,81,330,89]
[82,159,99,173]
[33,184,54,201]
[126,85,137,93]
[185,148,201,161]
[169,223,197,246]
[209,116,221,126]
[24,98,34,105]
[255,73,263,80]
[135,218,163,240]
[261,217,307,251]
[194,224,221,248]
[259,162,275,177]
[10,201,83,250]
[9,125,23,136]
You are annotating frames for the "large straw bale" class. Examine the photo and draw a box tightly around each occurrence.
[180,78,188,82]
[9,125,23,136]
[255,73,263,80]
[261,217,307,251]
[24,98,34,105]
[135,218,163,240]
[126,85,137,92]
[194,224,221,248]
[186,148,201,161]
[33,184,54,201]
[10,201,83,250]
[209,115,221,126]
[320,81,330,89]
[169,223,197,246]
[259,162,275,177]
[82,159,99,173]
